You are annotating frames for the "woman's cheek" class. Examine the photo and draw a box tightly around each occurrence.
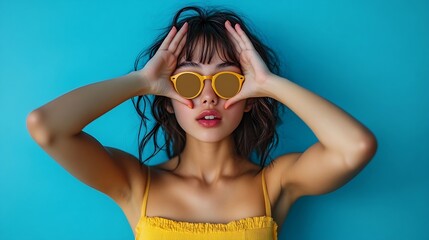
[171,101,191,129]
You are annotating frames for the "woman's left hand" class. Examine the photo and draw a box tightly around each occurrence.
[224,20,274,109]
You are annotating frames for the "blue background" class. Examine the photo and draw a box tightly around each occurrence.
[1,0,428,239]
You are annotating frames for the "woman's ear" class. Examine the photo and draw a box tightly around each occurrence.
[244,98,254,112]
[166,100,175,114]
[166,105,174,114]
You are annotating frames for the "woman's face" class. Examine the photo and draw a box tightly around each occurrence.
[170,52,250,143]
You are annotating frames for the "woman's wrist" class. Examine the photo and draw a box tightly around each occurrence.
[130,70,151,96]
[260,73,291,100]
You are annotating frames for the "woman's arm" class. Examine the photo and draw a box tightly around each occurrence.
[26,72,148,203]
[224,20,377,199]
[264,74,377,198]
[26,23,190,205]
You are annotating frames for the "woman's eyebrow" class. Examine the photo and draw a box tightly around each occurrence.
[176,61,239,69]
[217,61,239,68]
[176,61,199,69]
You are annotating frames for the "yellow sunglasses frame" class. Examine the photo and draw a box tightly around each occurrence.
[170,71,245,99]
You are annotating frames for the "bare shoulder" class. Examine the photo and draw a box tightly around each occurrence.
[265,143,370,200]
[264,152,301,184]
[104,147,146,175]
[267,152,301,168]
[264,153,302,201]
[104,147,148,203]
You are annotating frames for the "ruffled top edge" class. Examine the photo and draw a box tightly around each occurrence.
[136,215,279,233]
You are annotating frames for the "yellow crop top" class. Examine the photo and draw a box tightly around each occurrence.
[134,167,279,240]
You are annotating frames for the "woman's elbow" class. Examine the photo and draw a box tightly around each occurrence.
[26,110,54,146]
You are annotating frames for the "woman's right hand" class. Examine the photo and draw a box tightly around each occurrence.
[139,22,193,108]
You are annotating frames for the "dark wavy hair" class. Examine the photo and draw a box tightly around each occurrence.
[131,6,282,173]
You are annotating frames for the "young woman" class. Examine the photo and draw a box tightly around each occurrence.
[26,6,377,240]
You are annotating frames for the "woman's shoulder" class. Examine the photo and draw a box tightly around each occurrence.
[105,147,148,180]
[149,157,179,172]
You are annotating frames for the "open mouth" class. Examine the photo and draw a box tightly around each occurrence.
[196,110,222,127]
[199,115,219,120]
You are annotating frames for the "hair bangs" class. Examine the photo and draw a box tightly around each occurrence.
[178,19,240,66]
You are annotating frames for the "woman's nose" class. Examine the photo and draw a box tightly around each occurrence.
[199,79,218,105]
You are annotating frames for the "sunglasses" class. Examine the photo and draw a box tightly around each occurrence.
[170,71,245,99]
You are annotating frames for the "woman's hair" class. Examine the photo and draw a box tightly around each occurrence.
[131,5,282,172]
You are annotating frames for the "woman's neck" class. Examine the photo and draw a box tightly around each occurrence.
[177,135,245,184]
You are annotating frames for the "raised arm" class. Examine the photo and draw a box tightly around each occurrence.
[26,22,191,205]
[224,20,377,200]
[263,75,377,198]
[26,72,148,203]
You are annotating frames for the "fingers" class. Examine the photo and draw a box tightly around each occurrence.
[170,91,194,109]
[225,27,242,56]
[159,26,177,50]
[234,23,255,50]
[168,22,188,53]
[225,20,254,51]
[225,20,245,52]
[224,92,245,110]
[174,32,187,57]
[159,22,188,53]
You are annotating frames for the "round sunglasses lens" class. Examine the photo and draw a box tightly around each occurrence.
[214,73,240,98]
[176,73,201,98]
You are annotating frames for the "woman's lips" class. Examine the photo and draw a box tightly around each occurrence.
[196,110,222,127]
[197,118,221,127]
